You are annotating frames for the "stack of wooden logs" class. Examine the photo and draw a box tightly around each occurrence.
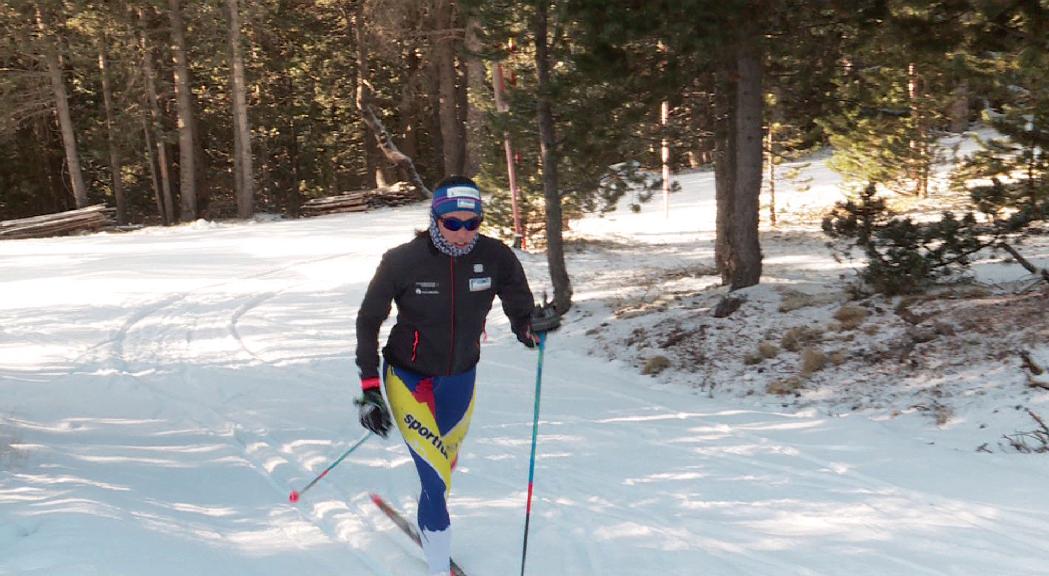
[301,182,421,217]
[0,204,116,240]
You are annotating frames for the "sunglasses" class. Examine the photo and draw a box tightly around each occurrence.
[437,215,482,232]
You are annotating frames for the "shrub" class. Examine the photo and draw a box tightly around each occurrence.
[823,182,1049,295]
[642,355,671,375]
[758,341,780,359]
[833,305,869,330]
[800,347,827,375]
[781,325,823,352]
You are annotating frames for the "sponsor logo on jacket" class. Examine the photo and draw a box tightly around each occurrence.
[415,281,439,295]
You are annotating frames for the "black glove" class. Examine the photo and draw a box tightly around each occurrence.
[517,328,538,349]
[529,300,561,334]
[517,300,561,349]
[355,388,392,438]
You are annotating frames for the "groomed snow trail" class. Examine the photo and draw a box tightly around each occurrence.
[3,205,1049,575]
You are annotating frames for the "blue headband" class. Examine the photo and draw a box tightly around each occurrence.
[431,183,483,217]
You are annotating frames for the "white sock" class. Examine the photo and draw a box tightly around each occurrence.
[420,526,451,576]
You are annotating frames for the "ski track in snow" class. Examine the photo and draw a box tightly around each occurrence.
[105,251,402,574]
[2,243,403,575]
[228,291,284,364]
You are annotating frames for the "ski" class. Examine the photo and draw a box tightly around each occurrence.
[370,493,468,576]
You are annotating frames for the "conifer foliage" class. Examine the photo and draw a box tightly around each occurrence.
[823,181,1048,295]
[821,1,1049,295]
[3,0,1049,303]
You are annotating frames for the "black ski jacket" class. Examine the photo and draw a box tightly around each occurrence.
[355,232,535,380]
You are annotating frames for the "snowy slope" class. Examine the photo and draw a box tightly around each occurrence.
[3,153,1049,575]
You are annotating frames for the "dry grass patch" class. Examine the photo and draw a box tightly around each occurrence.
[758,341,780,359]
[777,287,842,312]
[767,376,804,395]
[781,325,824,352]
[642,355,671,375]
[779,289,820,312]
[745,341,781,365]
[833,305,868,330]
[800,346,827,376]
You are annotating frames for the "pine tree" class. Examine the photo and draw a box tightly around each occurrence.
[951,0,1049,211]
[35,1,90,209]
[825,177,1049,295]
[819,1,972,197]
[823,2,1049,294]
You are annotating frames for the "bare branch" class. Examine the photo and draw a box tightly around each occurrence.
[1000,242,1049,284]
[1027,409,1049,436]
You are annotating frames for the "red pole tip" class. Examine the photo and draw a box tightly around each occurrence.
[289,490,300,503]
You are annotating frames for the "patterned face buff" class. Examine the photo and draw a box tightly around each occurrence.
[429,213,478,257]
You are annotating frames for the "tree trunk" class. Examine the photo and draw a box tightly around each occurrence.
[949,81,969,133]
[463,16,486,177]
[356,18,377,190]
[427,60,445,178]
[661,98,671,219]
[732,41,764,288]
[168,0,197,221]
[140,108,166,222]
[493,61,524,247]
[354,9,430,198]
[233,98,244,201]
[35,4,89,209]
[98,40,126,224]
[714,56,736,286]
[397,45,421,163]
[227,0,254,218]
[139,7,174,224]
[455,57,469,173]
[533,1,572,313]
[714,36,764,290]
[368,135,399,190]
[281,72,303,216]
[908,62,929,198]
[765,88,783,229]
[766,127,777,227]
[288,114,302,216]
[30,116,67,212]
[434,0,464,176]
[659,41,670,219]
[191,97,209,216]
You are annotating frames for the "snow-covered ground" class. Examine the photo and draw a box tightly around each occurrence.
[3,143,1049,575]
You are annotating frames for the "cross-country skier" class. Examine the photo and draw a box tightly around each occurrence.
[354,175,547,576]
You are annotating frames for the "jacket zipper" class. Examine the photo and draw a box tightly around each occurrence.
[448,256,456,374]
[411,329,420,363]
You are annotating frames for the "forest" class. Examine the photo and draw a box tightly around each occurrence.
[4,4,1049,573]
[2,0,1048,303]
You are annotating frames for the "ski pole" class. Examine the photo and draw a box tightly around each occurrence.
[520,331,547,576]
[289,431,372,503]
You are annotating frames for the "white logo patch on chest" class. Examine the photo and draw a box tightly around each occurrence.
[473,263,484,273]
[469,277,492,292]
